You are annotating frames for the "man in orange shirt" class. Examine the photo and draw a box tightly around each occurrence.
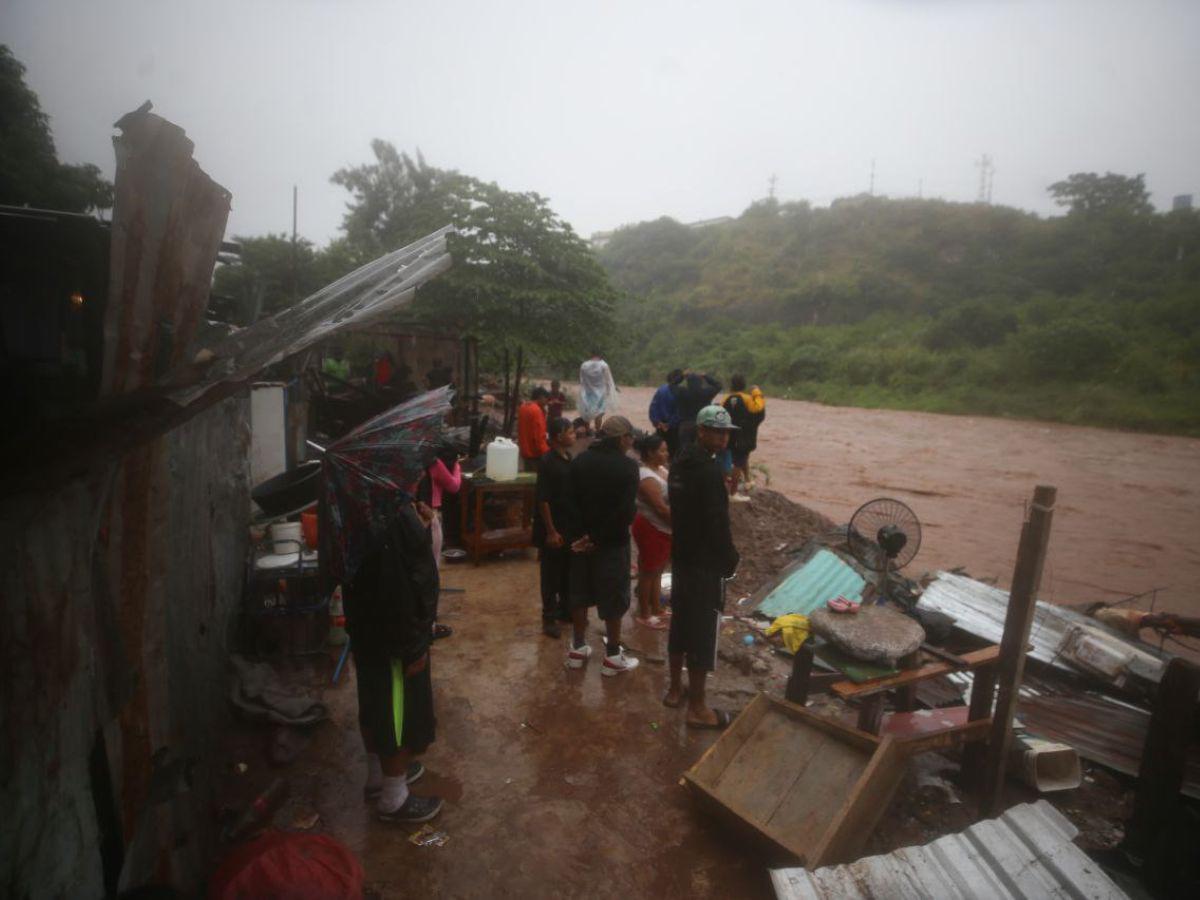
[517,386,550,472]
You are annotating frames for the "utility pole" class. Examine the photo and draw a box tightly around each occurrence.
[869,158,876,196]
[290,184,299,303]
[918,178,923,199]
[768,173,778,200]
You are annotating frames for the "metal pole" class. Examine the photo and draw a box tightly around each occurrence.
[291,184,299,303]
[980,484,1056,814]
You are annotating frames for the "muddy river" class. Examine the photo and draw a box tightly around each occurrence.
[616,385,1200,617]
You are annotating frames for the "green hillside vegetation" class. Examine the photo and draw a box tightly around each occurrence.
[598,175,1200,435]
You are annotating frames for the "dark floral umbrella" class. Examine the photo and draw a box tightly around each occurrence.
[321,385,454,583]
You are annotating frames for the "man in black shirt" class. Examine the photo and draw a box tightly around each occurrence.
[534,417,577,638]
[664,405,740,728]
[673,371,723,451]
[566,415,641,675]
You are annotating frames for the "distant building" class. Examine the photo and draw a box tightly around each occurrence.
[1172,194,1193,212]
[589,229,614,249]
[684,216,734,229]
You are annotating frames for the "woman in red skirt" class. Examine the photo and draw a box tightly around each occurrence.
[632,433,672,629]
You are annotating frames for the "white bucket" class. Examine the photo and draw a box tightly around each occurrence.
[269,521,304,554]
[1011,735,1082,792]
[486,437,519,481]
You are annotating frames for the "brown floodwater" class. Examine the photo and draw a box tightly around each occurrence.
[618,386,1200,617]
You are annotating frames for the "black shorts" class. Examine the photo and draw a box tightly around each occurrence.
[569,542,632,621]
[731,448,750,468]
[667,568,724,672]
[354,649,436,756]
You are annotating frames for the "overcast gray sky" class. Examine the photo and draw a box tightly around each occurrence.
[5,0,1199,245]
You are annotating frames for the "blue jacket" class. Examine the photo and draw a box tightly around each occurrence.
[648,383,680,428]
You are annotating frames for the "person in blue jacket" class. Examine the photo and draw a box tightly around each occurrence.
[648,368,684,457]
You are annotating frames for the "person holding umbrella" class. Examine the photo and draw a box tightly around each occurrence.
[321,387,455,823]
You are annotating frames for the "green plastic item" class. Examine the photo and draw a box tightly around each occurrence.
[814,643,899,683]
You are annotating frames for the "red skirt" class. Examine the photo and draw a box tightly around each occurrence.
[632,513,671,573]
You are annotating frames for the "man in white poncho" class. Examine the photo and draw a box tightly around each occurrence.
[578,351,618,430]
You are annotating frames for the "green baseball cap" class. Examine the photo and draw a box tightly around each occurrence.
[696,405,739,430]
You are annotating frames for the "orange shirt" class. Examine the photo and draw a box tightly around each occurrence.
[517,401,549,459]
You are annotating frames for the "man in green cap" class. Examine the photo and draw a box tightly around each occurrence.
[663,405,740,728]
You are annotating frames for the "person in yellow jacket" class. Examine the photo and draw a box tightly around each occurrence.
[722,374,766,500]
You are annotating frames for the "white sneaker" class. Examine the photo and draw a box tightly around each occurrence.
[565,643,593,669]
[601,648,640,676]
[731,493,751,503]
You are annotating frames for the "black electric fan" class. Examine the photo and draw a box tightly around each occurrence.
[846,498,922,603]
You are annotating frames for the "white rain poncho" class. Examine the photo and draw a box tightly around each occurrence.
[578,357,617,420]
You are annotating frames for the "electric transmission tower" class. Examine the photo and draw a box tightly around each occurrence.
[976,154,995,204]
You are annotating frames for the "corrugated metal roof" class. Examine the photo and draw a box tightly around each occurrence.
[918,572,1168,683]
[757,548,865,619]
[771,800,1128,900]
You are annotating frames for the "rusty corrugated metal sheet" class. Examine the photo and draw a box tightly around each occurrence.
[102,107,232,397]
[772,800,1129,900]
[1018,691,1200,800]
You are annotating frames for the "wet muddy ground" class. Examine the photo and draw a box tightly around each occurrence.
[618,386,1200,618]
[289,557,777,899]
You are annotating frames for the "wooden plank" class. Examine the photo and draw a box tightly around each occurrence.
[832,645,1001,700]
[982,484,1056,815]
[711,710,832,824]
[765,738,869,859]
[897,717,992,755]
[686,694,771,787]
[763,695,880,753]
[810,736,909,867]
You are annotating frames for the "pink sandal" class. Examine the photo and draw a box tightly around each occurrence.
[827,596,860,614]
[635,615,669,630]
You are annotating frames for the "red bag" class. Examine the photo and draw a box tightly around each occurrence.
[209,830,363,899]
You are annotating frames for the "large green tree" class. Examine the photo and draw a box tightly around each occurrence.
[1048,172,1153,218]
[0,45,113,212]
[331,142,615,363]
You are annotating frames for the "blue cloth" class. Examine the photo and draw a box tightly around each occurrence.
[648,383,680,428]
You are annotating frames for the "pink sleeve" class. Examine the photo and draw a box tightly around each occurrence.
[430,458,462,494]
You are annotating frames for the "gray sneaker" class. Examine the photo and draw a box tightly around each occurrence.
[377,793,444,823]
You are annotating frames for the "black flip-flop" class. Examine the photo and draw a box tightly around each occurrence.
[432,623,453,640]
[686,709,732,730]
[662,693,684,709]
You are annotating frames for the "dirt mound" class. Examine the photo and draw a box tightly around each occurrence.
[727,488,837,598]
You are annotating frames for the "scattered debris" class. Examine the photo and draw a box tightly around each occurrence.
[408,825,449,848]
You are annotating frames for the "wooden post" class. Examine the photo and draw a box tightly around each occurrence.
[510,346,524,438]
[961,662,998,790]
[1125,658,1200,864]
[786,643,815,706]
[980,484,1056,815]
[501,347,511,434]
